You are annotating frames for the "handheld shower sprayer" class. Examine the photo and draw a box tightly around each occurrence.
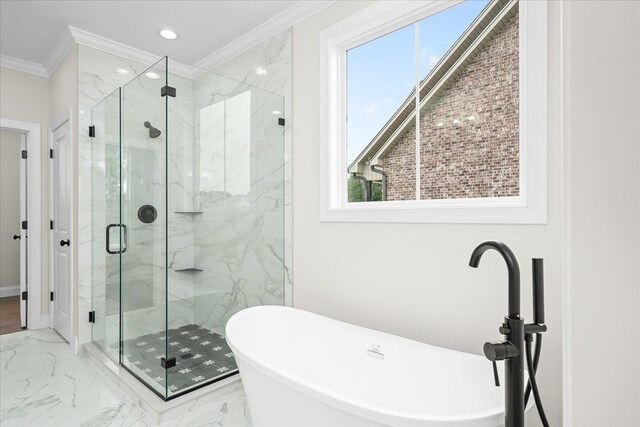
[144,121,161,138]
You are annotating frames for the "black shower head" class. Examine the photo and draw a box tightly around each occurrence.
[144,121,161,139]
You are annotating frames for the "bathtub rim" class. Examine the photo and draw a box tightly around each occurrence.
[226,305,505,426]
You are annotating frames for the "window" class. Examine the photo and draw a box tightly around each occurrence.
[320,0,547,223]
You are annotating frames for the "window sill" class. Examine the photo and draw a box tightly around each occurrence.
[320,197,546,224]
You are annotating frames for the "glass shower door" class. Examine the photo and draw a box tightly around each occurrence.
[90,88,122,361]
[91,88,121,361]
[119,58,169,398]
[89,57,286,401]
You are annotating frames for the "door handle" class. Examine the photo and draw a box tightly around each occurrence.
[121,224,128,254]
[13,235,21,240]
[60,239,70,247]
[106,224,128,254]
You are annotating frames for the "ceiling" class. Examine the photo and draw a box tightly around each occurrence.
[0,1,322,73]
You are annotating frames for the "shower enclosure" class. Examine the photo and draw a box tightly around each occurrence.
[90,57,285,400]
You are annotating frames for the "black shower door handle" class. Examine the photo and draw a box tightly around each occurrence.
[13,234,21,240]
[60,239,70,246]
[106,224,128,254]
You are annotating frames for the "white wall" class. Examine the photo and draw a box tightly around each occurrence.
[293,1,640,425]
[0,66,50,314]
[563,1,640,425]
[292,1,563,425]
[0,129,22,295]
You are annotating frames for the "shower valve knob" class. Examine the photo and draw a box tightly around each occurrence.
[483,340,519,361]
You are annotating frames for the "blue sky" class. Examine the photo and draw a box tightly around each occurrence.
[346,0,490,164]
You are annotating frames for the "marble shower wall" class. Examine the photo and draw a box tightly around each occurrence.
[189,73,285,332]
[77,28,291,348]
[200,28,293,320]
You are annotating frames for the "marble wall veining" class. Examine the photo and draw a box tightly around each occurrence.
[190,73,285,332]
[78,46,164,352]
[77,28,292,354]
[79,50,199,350]
[207,28,293,308]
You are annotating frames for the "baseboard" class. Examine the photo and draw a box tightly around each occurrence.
[34,314,50,330]
[72,335,79,355]
[0,286,20,297]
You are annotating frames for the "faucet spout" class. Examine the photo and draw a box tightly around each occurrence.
[469,241,521,318]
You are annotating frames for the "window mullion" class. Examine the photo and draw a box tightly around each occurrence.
[414,22,421,201]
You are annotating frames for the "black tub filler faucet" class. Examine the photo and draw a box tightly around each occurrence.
[469,241,550,427]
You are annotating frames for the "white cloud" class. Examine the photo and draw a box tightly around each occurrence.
[420,48,442,74]
[428,53,441,70]
[364,103,378,118]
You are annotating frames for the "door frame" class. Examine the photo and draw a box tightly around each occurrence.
[49,108,77,352]
[0,117,44,329]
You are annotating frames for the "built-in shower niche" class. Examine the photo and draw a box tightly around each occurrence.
[90,58,285,400]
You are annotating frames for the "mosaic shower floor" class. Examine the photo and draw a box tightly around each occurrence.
[118,323,238,397]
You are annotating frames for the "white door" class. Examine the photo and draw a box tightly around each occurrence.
[19,133,27,327]
[1,129,26,327]
[51,120,72,342]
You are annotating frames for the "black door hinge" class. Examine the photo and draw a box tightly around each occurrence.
[21,221,28,230]
[89,311,96,323]
[21,150,27,159]
[50,149,54,158]
[278,118,285,126]
[50,292,54,301]
[160,357,176,369]
[89,126,95,137]
[161,86,176,97]
[50,220,54,230]
[21,291,28,300]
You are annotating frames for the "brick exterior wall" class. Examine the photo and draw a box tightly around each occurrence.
[383,123,417,200]
[382,10,519,201]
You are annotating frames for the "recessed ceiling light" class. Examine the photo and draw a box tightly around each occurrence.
[116,68,129,74]
[145,72,160,79]
[159,29,178,40]
[254,67,266,76]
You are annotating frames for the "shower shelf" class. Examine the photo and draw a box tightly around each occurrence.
[168,287,225,302]
[174,211,203,214]
[173,268,203,272]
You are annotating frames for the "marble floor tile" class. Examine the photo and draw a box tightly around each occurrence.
[216,392,252,427]
[0,329,251,427]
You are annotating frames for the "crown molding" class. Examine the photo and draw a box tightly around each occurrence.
[195,0,335,70]
[44,27,76,76]
[5,0,334,80]
[67,26,193,78]
[0,54,49,78]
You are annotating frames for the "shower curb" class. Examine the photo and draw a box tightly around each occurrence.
[83,342,242,424]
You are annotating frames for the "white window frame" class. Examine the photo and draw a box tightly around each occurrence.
[319,0,547,224]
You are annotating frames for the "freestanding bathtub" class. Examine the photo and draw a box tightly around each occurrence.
[226,306,505,427]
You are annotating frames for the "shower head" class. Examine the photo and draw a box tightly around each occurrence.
[144,121,161,139]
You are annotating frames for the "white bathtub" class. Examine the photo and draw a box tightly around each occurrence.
[226,306,505,427]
